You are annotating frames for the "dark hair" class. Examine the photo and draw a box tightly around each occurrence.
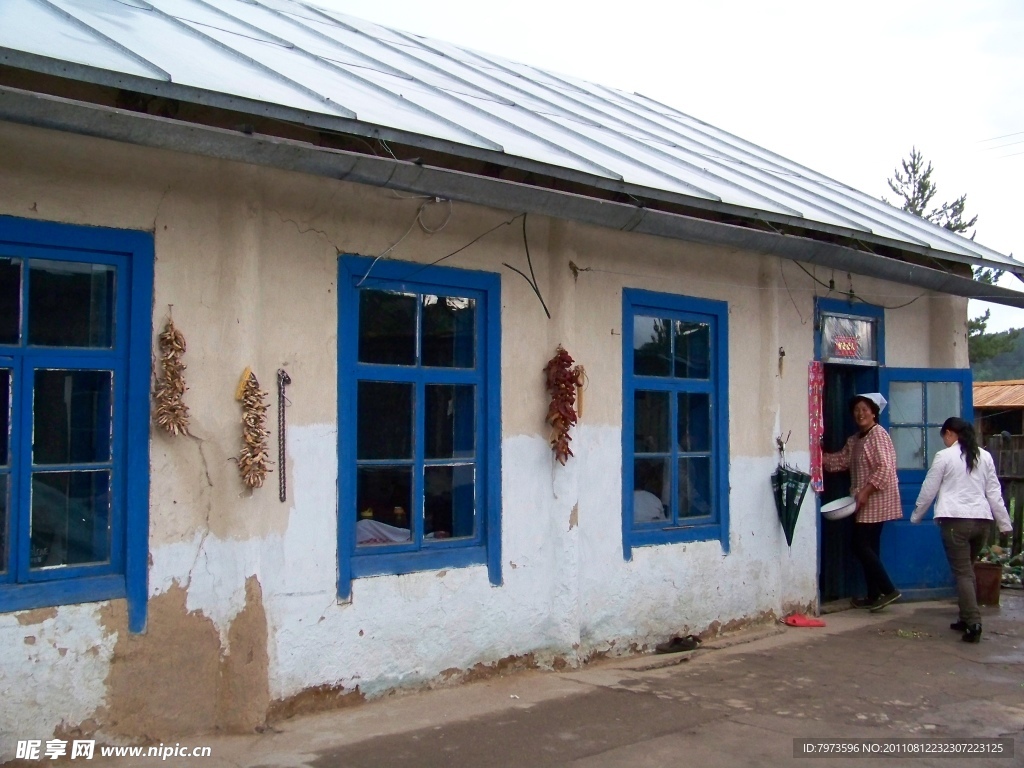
[849,395,880,421]
[942,417,979,472]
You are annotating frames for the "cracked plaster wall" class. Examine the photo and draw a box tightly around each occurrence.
[0,120,968,755]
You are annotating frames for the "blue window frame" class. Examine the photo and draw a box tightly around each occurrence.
[622,289,729,558]
[0,216,152,631]
[338,256,501,599]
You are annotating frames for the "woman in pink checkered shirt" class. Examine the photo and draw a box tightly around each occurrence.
[823,393,903,612]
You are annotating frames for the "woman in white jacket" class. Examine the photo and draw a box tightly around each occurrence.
[911,417,1013,643]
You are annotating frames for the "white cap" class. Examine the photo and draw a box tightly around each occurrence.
[855,392,887,413]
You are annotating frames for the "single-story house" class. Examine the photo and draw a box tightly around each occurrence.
[2,0,1024,752]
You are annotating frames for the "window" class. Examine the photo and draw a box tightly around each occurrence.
[338,257,500,598]
[820,312,878,365]
[622,289,729,556]
[0,216,152,630]
[888,379,964,470]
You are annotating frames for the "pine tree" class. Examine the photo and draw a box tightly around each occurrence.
[884,147,1015,363]
[885,147,978,235]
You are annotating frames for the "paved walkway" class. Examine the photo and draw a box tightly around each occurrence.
[74,594,1024,767]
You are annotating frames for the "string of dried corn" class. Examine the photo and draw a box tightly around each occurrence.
[153,319,191,436]
[236,368,272,488]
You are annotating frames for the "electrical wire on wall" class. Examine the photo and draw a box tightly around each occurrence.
[351,209,552,319]
[502,213,550,319]
[356,197,454,287]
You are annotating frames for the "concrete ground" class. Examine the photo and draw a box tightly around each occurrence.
[85,594,1024,767]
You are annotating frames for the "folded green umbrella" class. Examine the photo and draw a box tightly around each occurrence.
[771,465,811,547]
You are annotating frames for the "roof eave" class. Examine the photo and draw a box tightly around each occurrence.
[2,84,1022,308]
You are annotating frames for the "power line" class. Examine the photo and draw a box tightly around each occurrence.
[978,130,1024,143]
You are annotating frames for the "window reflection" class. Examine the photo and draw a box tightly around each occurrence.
[425,385,474,459]
[357,382,413,460]
[892,426,925,470]
[927,382,961,422]
[422,295,475,368]
[425,465,475,539]
[33,370,112,465]
[29,471,111,568]
[0,476,7,573]
[634,391,670,453]
[674,321,710,379]
[0,369,9,466]
[358,290,416,365]
[820,314,876,363]
[633,316,671,377]
[0,258,21,345]
[678,393,710,452]
[28,261,114,348]
[679,457,712,519]
[889,382,922,424]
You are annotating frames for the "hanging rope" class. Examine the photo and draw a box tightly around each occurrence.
[277,368,291,503]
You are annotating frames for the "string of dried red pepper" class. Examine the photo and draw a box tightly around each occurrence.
[544,345,585,465]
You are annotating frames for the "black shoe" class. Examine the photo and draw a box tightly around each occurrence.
[869,590,901,612]
[850,597,873,609]
[655,634,701,654]
[950,620,968,632]
[962,624,982,643]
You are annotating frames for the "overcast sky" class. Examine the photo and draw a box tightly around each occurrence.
[314,0,1024,330]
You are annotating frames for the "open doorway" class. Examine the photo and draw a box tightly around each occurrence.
[818,363,877,602]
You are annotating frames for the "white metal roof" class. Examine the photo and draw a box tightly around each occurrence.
[0,0,1019,272]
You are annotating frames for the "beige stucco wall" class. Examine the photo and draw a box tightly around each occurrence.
[0,119,969,753]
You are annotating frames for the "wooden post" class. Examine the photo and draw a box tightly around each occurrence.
[1014,494,1023,558]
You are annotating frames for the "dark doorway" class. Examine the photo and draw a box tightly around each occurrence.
[818,363,876,603]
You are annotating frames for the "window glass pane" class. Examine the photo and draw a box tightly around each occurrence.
[927,382,961,423]
[633,458,668,523]
[422,295,475,368]
[356,466,412,546]
[892,426,925,470]
[889,382,923,424]
[0,474,7,573]
[820,314,876,363]
[678,393,710,452]
[30,470,110,568]
[679,457,712,519]
[425,465,475,540]
[674,321,710,379]
[0,258,21,344]
[33,370,112,465]
[0,369,9,466]
[358,290,416,365]
[28,261,114,348]
[425,385,474,459]
[926,426,947,465]
[633,316,671,377]
[357,382,412,460]
[634,390,670,453]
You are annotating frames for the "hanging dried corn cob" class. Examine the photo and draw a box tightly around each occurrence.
[153,318,191,436]
[235,367,272,489]
[544,345,585,466]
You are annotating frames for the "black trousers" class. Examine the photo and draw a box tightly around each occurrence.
[852,521,896,599]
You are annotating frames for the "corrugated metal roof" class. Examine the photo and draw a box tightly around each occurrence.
[974,381,1024,409]
[0,0,1020,274]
